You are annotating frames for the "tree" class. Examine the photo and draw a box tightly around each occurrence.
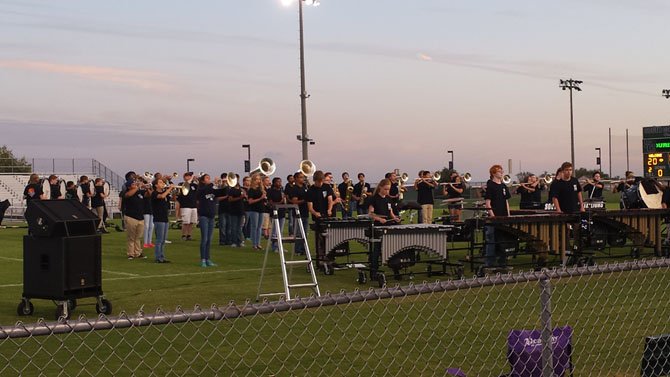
[0,146,31,173]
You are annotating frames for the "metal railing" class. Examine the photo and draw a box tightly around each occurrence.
[1,259,669,376]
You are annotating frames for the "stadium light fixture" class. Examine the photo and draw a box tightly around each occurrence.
[559,79,582,174]
[663,89,670,99]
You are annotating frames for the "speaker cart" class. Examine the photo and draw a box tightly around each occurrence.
[17,200,112,320]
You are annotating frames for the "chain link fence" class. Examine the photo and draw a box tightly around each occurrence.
[1,259,669,376]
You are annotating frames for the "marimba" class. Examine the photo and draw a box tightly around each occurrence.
[588,208,669,256]
[314,218,372,274]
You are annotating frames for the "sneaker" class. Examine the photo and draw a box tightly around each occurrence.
[165,240,172,244]
[230,244,239,248]
[206,260,217,267]
[200,260,207,268]
[149,243,155,247]
[186,235,192,241]
[143,244,150,248]
[136,254,147,259]
[181,236,187,241]
[128,256,134,260]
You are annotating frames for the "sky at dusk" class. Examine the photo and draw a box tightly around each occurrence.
[1,0,669,182]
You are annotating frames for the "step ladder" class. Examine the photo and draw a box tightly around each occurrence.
[256,204,320,301]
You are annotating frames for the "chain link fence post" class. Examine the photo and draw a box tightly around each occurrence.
[540,278,554,377]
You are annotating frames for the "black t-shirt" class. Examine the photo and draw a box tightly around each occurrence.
[215,186,229,214]
[196,184,217,218]
[142,190,152,215]
[267,187,286,218]
[551,178,582,214]
[307,184,333,219]
[247,187,264,213]
[369,194,392,224]
[516,184,542,207]
[151,191,170,223]
[66,188,78,200]
[484,180,510,217]
[353,182,370,197]
[23,183,43,202]
[288,184,309,217]
[92,185,105,208]
[337,182,350,200]
[416,181,435,205]
[79,182,91,206]
[227,187,244,216]
[446,183,463,199]
[177,182,199,208]
[583,183,603,199]
[50,183,61,200]
[389,182,400,203]
[123,188,145,220]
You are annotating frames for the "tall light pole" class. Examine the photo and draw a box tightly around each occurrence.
[447,150,454,170]
[186,158,194,173]
[289,0,320,161]
[663,89,670,99]
[242,144,251,173]
[559,79,582,174]
[595,147,602,173]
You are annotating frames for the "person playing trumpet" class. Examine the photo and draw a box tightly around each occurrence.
[415,170,437,224]
[151,177,173,263]
[582,171,605,200]
[442,172,465,221]
[516,174,543,210]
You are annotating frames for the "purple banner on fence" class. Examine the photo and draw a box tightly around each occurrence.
[507,326,572,377]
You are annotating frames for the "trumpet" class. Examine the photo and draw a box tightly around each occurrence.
[226,172,238,187]
[502,174,512,185]
[170,184,190,196]
[398,172,409,201]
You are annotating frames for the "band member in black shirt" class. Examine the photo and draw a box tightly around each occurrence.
[216,173,230,246]
[582,171,604,200]
[307,170,334,220]
[484,164,510,268]
[267,177,286,252]
[23,173,45,203]
[353,173,371,215]
[78,175,93,208]
[551,162,584,214]
[516,174,543,210]
[176,172,199,241]
[613,171,636,209]
[442,173,465,221]
[65,181,77,200]
[288,172,309,255]
[415,170,437,224]
[196,174,217,267]
[368,178,400,279]
[386,172,401,218]
[92,178,109,233]
[152,178,173,263]
[338,172,355,218]
[246,173,266,250]
[285,174,296,235]
[122,172,147,259]
[227,174,245,248]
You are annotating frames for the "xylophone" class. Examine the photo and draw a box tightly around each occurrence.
[588,208,669,257]
[314,217,372,274]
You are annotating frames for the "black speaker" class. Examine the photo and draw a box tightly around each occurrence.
[23,235,102,300]
[642,335,670,377]
[0,199,9,225]
[24,199,99,237]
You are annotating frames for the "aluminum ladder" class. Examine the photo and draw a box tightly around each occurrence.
[256,204,320,301]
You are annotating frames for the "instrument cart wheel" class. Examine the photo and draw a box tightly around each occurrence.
[56,303,70,321]
[377,273,386,288]
[96,298,113,315]
[17,299,34,316]
[356,270,367,284]
[630,247,641,259]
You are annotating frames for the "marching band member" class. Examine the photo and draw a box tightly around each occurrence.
[324,172,340,216]
[47,175,64,200]
[140,177,154,246]
[78,175,93,208]
[285,174,296,236]
[246,173,266,250]
[442,172,465,220]
[151,177,173,263]
[386,172,400,217]
[176,172,199,241]
[415,170,437,224]
[241,175,251,241]
[196,173,217,267]
[267,176,286,252]
[65,181,77,200]
[353,173,371,215]
[337,172,355,219]
[307,170,334,269]
[261,175,272,240]
[226,174,245,248]
[92,178,109,234]
[288,171,309,255]
[547,167,563,207]
[484,164,510,268]
[612,171,636,209]
[516,174,542,210]
[582,171,604,200]
[216,173,230,246]
[122,171,146,260]
[551,162,584,214]
[368,178,400,279]
[23,173,45,203]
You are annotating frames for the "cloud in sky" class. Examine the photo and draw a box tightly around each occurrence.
[0,60,173,92]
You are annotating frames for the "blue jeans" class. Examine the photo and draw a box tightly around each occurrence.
[341,200,355,219]
[199,216,215,261]
[143,214,154,244]
[243,213,251,239]
[218,213,229,245]
[154,222,168,261]
[484,225,505,267]
[226,214,243,246]
[246,211,262,247]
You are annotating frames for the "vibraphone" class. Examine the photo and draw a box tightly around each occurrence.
[369,224,462,285]
[467,213,580,273]
[587,208,669,257]
[314,218,372,274]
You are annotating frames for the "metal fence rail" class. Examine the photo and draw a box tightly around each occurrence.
[1,259,669,376]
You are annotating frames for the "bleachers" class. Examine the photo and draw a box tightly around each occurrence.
[0,174,121,220]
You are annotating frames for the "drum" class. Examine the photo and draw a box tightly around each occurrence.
[41,179,50,200]
[639,179,663,209]
[103,181,110,196]
[76,186,84,202]
[621,184,643,209]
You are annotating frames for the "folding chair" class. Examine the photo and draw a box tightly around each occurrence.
[507,326,573,377]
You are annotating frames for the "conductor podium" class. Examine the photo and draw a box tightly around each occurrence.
[18,199,112,320]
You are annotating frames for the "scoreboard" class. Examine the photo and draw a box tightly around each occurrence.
[643,125,670,178]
